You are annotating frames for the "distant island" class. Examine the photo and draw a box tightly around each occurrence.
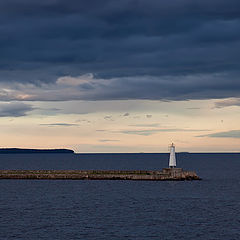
[0,148,74,154]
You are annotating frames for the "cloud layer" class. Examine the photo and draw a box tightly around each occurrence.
[0,102,34,117]
[214,98,240,108]
[0,0,240,101]
[1,72,240,101]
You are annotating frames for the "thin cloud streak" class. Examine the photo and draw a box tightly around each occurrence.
[40,123,79,127]
[99,139,120,142]
[118,128,210,136]
[128,123,160,127]
[198,130,240,138]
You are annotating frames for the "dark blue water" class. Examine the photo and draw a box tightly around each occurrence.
[0,153,239,240]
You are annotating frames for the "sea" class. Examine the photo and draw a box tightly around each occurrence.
[0,153,239,240]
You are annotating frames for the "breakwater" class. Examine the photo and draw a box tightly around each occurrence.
[0,168,200,180]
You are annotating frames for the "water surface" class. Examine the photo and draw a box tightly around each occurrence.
[0,153,239,239]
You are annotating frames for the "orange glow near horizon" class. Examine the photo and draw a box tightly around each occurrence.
[0,99,239,153]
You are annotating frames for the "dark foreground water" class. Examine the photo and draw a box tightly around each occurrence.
[0,153,239,240]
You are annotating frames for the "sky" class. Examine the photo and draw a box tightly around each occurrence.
[0,0,240,152]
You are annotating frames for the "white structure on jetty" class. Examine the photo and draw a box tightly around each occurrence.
[169,143,176,168]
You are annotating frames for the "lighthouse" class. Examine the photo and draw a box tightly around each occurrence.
[169,143,176,168]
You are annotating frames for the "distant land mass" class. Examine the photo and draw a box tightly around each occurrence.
[0,148,74,154]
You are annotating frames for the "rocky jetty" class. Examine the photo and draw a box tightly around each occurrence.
[0,168,200,181]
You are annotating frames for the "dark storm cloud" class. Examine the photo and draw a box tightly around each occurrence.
[0,102,34,117]
[1,0,240,100]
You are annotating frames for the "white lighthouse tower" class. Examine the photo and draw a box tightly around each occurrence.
[169,143,176,168]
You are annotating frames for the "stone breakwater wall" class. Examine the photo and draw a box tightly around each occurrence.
[0,168,201,181]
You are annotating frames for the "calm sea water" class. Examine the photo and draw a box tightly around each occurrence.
[0,153,239,240]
